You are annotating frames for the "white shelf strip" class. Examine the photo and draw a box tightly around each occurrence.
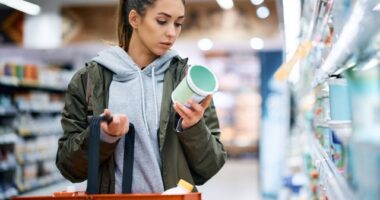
[309,135,355,200]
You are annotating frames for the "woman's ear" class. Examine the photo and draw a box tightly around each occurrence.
[129,9,140,29]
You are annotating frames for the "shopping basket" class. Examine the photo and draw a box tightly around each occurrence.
[12,192,202,200]
[12,116,202,200]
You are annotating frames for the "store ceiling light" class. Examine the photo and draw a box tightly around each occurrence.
[0,0,40,15]
[256,6,270,19]
[374,3,380,11]
[250,37,264,50]
[216,0,234,10]
[198,38,213,51]
[250,0,264,6]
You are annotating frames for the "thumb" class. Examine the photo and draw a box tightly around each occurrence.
[103,108,112,116]
[200,95,212,108]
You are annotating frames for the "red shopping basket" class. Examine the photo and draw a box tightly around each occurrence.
[12,192,202,200]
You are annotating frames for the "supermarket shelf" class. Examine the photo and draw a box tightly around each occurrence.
[17,128,63,137]
[0,186,18,200]
[309,135,355,200]
[17,153,56,165]
[19,109,63,115]
[18,173,65,193]
[313,0,380,85]
[314,122,330,128]
[0,155,17,172]
[1,107,62,116]
[328,120,351,128]
[0,133,19,145]
[224,144,258,157]
[0,52,73,198]
[0,77,66,93]
[0,107,18,117]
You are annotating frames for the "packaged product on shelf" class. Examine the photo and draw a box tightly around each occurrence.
[23,64,39,82]
[328,78,351,122]
[331,131,345,172]
[3,63,15,77]
[346,56,380,200]
[313,84,330,126]
[0,94,17,115]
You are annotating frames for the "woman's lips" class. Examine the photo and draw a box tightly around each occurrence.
[160,42,172,47]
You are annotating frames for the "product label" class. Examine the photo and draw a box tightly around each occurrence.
[184,93,205,107]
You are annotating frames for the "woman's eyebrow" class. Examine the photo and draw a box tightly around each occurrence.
[157,12,185,19]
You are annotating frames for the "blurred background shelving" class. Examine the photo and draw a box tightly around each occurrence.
[276,0,380,199]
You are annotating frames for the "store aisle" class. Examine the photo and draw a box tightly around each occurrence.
[22,158,260,199]
[198,158,261,200]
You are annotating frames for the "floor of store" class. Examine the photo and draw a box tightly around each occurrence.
[21,158,260,200]
[199,157,260,200]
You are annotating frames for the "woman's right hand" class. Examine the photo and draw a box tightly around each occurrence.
[100,109,129,137]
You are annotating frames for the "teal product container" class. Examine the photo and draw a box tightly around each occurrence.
[171,65,218,107]
[346,58,380,140]
[328,78,351,121]
[345,57,380,200]
[349,141,380,200]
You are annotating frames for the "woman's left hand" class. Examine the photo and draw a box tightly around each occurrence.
[173,95,212,130]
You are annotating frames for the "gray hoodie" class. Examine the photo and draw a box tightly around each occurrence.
[92,46,178,193]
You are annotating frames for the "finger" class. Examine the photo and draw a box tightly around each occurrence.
[177,103,194,118]
[108,116,120,132]
[113,116,125,135]
[187,99,203,113]
[100,122,110,134]
[120,115,129,134]
[174,103,192,119]
[103,108,112,116]
[173,103,188,119]
[200,95,212,108]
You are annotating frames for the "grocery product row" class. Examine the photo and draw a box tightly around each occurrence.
[276,0,380,199]
[0,66,66,199]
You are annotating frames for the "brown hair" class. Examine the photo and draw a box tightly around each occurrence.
[117,0,185,51]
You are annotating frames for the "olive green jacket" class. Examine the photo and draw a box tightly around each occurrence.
[56,56,227,193]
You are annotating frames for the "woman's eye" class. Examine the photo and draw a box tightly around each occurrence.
[175,23,183,27]
[157,20,166,25]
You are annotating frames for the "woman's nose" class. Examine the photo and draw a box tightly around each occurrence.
[166,24,176,37]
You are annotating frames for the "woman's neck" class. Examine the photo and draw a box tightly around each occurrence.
[128,35,157,69]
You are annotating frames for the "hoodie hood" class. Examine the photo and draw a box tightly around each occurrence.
[92,45,178,82]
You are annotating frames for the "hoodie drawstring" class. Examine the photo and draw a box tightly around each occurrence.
[151,67,158,130]
[137,69,150,134]
[137,66,159,135]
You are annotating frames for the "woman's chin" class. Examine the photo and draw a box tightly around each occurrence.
[153,46,172,56]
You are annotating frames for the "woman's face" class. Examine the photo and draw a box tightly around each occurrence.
[134,0,185,56]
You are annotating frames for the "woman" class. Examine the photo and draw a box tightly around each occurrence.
[56,0,226,194]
